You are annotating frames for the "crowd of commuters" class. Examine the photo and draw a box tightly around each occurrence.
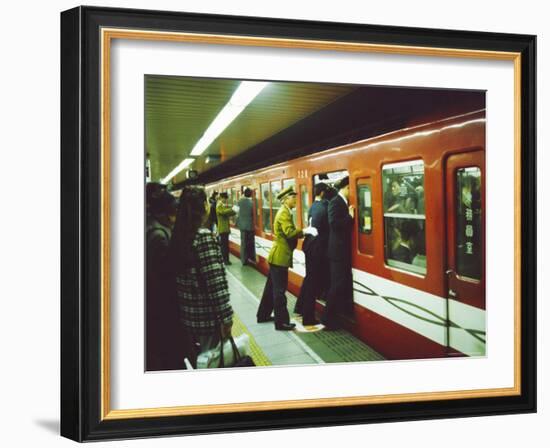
[145,176,356,369]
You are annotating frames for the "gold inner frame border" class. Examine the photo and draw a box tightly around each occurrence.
[100,27,522,421]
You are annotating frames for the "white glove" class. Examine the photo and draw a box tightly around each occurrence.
[303,226,318,237]
[232,205,239,213]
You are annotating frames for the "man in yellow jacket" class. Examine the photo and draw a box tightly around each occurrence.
[256,186,317,331]
[216,192,237,265]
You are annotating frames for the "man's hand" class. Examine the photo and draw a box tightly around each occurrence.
[349,205,355,219]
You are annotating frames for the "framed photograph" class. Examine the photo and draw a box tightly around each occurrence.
[61,6,536,442]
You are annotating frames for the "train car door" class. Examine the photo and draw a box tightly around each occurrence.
[252,187,260,232]
[444,150,485,354]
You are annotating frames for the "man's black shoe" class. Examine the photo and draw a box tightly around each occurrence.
[257,316,274,323]
[275,323,296,331]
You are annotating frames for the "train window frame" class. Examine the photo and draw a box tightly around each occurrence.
[300,184,310,228]
[282,178,297,223]
[270,180,282,230]
[382,160,427,276]
[455,166,483,282]
[313,169,349,192]
[253,186,261,231]
[282,178,295,190]
[357,180,373,235]
[260,182,272,234]
[356,177,374,256]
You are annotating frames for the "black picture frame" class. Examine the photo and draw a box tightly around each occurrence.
[61,5,536,442]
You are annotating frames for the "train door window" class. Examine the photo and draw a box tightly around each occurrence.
[357,178,374,255]
[282,178,297,223]
[313,170,349,194]
[382,160,426,275]
[300,184,310,227]
[254,188,260,229]
[270,181,282,229]
[260,182,271,233]
[455,167,482,280]
[229,188,237,225]
[283,178,295,190]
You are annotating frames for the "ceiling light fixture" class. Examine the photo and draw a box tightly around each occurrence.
[160,80,269,184]
[161,158,195,184]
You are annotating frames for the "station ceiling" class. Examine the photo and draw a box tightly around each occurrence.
[146,76,485,187]
[145,76,356,184]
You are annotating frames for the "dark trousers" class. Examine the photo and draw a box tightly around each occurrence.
[322,260,354,327]
[296,253,326,323]
[257,264,290,326]
[240,230,256,264]
[219,232,230,263]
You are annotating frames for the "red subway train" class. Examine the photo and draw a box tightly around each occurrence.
[206,109,486,360]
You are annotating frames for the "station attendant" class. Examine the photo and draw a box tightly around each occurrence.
[256,186,318,330]
[236,187,256,266]
[295,182,330,325]
[216,192,237,265]
[321,176,355,330]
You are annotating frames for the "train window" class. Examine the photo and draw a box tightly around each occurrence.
[357,183,373,235]
[270,181,282,228]
[357,178,374,255]
[382,160,426,275]
[456,167,482,280]
[261,183,271,233]
[229,188,237,225]
[313,170,349,193]
[254,188,260,228]
[300,184,309,227]
[283,178,295,190]
[282,179,297,222]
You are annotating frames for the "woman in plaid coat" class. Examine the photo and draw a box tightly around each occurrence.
[169,186,234,360]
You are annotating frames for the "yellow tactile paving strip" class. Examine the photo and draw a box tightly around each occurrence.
[231,313,272,366]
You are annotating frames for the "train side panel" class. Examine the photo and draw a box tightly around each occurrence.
[216,111,485,360]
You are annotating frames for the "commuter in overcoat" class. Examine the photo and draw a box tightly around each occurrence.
[295,182,330,325]
[237,187,256,265]
[321,176,355,329]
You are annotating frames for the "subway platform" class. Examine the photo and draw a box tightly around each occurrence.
[225,253,384,367]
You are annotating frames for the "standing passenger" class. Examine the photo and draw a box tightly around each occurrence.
[169,186,234,363]
[237,187,256,266]
[256,186,318,330]
[145,185,184,370]
[208,191,219,232]
[321,176,355,330]
[295,182,330,325]
[216,192,236,265]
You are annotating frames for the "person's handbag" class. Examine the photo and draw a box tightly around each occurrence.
[226,335,255,368]
[196,333,254,368]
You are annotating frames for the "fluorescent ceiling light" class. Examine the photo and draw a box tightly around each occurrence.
[161,158,194,184]
[160,80,268,183]
[190,81,268,156]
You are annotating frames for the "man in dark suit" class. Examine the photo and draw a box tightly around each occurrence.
[236,187,256,266]
[295,182,330,325]
[322,176,355,330]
